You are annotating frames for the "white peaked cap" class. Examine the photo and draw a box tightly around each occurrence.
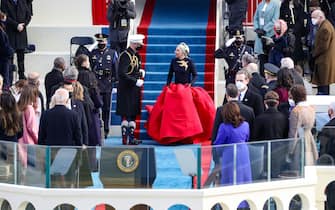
[129,34,145,45]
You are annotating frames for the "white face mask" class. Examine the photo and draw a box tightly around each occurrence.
[311,18,318,25]
[288,99,295,107]
[235,81,246,91]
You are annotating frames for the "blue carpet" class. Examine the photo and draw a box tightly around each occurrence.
[139,0,214,143]
[149,0,210,27]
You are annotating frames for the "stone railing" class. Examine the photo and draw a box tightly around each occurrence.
[0,166,334,210]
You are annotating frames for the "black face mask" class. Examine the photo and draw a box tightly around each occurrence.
[136,45,143,51]
[98,43,106,50]
[68,92,73,99]
[235,40,243,46]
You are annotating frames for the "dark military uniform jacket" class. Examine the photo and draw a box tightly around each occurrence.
[214,43,253,83]
[90,48,118,93]
[116,47,142,117]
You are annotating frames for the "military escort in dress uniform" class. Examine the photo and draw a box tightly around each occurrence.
[116,34,145,145]
[214,29,254,85]
[262,62,280,95]
[90,33,119,139]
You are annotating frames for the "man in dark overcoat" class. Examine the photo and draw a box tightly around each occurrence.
[251,91,289,178]
[0,11,14,88]
[1,0,31,80]
[211,83,255,165]
[107,0,136,53]
[116,34,145,145]
[38,88,82,146]
[44,57,66,109]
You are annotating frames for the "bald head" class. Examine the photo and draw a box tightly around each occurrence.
[27,72,40,86]
[53,88,69,105]
[245,63,259,74]
[311,9,326,26]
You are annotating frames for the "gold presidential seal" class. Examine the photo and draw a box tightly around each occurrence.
[117,150,139,173]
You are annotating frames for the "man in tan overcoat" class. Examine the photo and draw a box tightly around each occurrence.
[312,9,335,95]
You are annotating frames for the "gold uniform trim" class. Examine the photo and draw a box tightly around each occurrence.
[120,51,139,75]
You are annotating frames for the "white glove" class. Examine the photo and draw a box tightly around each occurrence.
[136,79,144,87]
[112,88,117,94]
[225,37,236,47]
[139,69,145,78]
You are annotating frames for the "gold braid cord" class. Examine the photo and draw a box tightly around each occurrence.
[121,51,139,75]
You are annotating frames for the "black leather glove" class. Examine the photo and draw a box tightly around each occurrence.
[255,29,266,38]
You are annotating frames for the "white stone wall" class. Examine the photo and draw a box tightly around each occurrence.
[0,166,334,210]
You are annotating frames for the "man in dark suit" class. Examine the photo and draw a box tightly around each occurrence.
[318,101,335,159]
[38,88,82,146]
[252,91,288,141]
[252,91,289,178]
[235,69,264,116]
[44,57,66,109]
[211,83,255,164]
[318,101,335,210]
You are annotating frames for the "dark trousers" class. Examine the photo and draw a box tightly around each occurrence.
[227,0,248,32]
[101,92,112,132]
[258,54,268,78]
[0,59,10,88]
[11,49,25,79]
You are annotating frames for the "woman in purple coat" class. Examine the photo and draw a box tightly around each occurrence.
[213,101,251,208]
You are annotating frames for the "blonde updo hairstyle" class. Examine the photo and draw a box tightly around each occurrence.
[177,42,190,57]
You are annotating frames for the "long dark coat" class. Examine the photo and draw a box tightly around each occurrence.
[280,0,308,62]
[116,47,141,117]
[1,0,31,50]
[312,19,335,86]
[38,105,82,146]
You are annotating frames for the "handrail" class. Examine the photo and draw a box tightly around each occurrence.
[0,138,313,189]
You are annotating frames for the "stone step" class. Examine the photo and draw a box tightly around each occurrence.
[27,26,101,52]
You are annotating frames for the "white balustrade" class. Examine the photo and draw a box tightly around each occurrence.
[0,166,334,210]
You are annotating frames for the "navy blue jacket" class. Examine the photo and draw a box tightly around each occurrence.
[38,105,82,146]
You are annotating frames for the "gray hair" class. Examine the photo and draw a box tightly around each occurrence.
[242,53,256,66]
[63,66,79,81]
[53,57,66,70]
[27,72,40,86]
[53,88,69,106]
[244,63,259,74]
[280,57,294,69]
